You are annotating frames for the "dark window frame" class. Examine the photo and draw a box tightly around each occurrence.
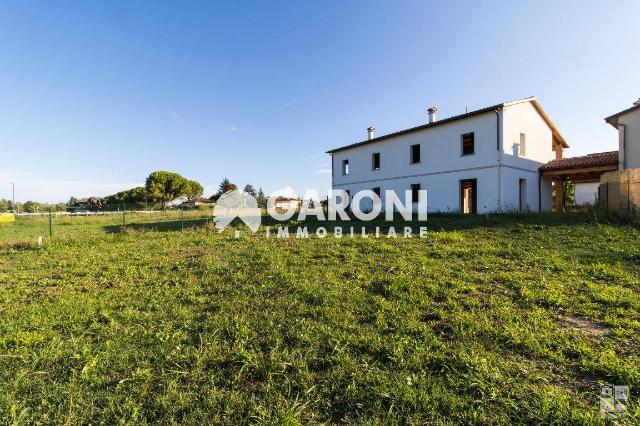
[372,152,381,170]
[461,132,475,156]
[342,159,349,175]
[411,183,421,203]
[410,144,421,164]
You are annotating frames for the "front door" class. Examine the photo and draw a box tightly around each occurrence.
[519,178,527,212]
[460,179,477,214]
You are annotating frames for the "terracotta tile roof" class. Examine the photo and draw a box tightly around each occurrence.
[539,151,618,171]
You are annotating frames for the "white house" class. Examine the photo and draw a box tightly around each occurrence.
[327,97,568,214]
[605,99,640,170]
[274,198,301,211]
[541,99,640,208]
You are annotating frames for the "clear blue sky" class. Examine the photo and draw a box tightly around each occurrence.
[1,0,639,202]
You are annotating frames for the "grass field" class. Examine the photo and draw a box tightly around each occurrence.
[0,212,639,424]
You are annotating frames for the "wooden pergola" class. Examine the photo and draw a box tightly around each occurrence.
[539,151,619,211]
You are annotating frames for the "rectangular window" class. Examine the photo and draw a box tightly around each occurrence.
[372,187,381,197]
[519,133,526,156]
[411,183,421,203]
[372,152,380,170]
[410,144,421,164]
[342,159,349,175]
[461,132,474,156]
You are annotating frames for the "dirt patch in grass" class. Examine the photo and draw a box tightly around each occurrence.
[558,316,610,341]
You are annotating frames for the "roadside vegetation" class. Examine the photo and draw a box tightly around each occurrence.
[0,212,638,424]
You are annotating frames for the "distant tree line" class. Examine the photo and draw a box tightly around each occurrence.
[0,199,67,213]
[211,178,266,208]
[2,172,269,213]
[63,172,268,211]
[65,171,206,211]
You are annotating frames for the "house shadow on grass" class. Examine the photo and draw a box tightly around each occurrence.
[104,218,212,233]
[104,210,628,235]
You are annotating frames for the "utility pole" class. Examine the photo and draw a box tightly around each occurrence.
[10,182,15,213]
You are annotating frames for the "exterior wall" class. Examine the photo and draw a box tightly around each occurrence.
[331,101,557,213]
[540,176,554,211]
[331,111,501,213]
[346,168,499,214]
[574,182,599,205]
[500,101,556,212]
[618,108,640,169]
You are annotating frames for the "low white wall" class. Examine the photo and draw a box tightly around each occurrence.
[574,182,599,205]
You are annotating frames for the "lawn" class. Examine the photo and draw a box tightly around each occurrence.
[0,212,639,424]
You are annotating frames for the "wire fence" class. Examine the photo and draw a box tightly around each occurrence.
[0,205,215,243]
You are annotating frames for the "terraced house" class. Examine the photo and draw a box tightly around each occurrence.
[327,97,569,213]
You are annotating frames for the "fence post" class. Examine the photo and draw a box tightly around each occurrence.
[48,207,53,237]
[181,206,184,231]
[122,203,126,228]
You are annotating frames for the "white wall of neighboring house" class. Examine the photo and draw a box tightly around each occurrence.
[574,182,599,205]
[275,200,301,210]
[330,99,561,214]
[618,107,640,169]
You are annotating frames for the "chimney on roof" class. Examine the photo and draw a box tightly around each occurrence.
[367,126,375,140]
[427,107,438,124]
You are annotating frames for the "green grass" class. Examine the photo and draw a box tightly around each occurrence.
[0,212,639,424]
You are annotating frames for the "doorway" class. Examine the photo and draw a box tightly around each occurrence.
[460,179,477,214]
[519,178,527,212]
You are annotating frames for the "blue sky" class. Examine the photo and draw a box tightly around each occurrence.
[1,0,639,202]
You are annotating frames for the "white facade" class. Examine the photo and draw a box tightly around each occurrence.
[329,98,565,214]
[610,105,640,170]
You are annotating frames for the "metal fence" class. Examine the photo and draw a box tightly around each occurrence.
[1,205,215,243]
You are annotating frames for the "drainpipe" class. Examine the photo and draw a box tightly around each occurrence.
[330,153,334,187]
[495,109,501,211]
[538,172,542,212]
[619,124,626,169]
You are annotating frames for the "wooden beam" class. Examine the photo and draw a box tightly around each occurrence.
[541,165,618,176]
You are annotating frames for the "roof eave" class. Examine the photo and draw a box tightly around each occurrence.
[326,97,569,153]
[528,98,569,148]
[605,104,640,128]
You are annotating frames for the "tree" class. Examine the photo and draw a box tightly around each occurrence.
[212,178,238,200]
[86,197,103,211]
[104,186,148,206]
[184,180,204,202]
[256,188,267,208]
[22,201,40,213]
[145,171,189,209]
[243,184,257,197]
[0,199,11,212]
